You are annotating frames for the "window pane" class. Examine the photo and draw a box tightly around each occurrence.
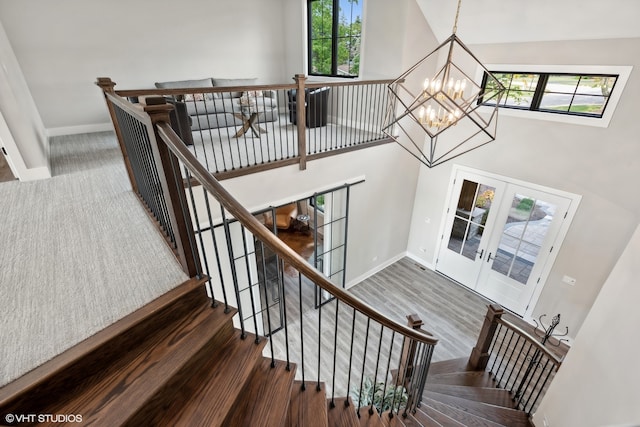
[309,0,334,75]
[577,76,616,96]
[337,0,361,76]
[504,74,538,107]
[539,93,573,112]
[546,75,579,94]
[309,0,362,77]
[568,95,607,115]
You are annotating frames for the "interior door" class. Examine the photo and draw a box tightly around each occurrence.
[475,187,572,315]
[436,172,506,286]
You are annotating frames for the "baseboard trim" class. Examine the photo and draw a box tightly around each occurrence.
[346,251,408,289]
[405,252,435,271]
[19,166,51,181]
[47,123,113,137]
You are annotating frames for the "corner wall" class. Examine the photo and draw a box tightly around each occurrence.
[0,20,49,180]
[533,224,640,426]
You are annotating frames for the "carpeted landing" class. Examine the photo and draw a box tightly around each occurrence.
[0,132,188,387]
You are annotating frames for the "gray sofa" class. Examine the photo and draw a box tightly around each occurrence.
[155,78,278,132]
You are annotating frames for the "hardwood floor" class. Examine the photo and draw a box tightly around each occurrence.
[0,152,16,183]
[264,257,493,398]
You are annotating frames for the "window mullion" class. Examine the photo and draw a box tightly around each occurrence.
[331,0,340,76]
[530,73,547,111]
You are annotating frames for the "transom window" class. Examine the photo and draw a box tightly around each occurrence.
[308,0,362,77]
[481,72,618,118]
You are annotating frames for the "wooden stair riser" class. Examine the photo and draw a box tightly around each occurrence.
[139,330,266,426]
[223,358,297,427]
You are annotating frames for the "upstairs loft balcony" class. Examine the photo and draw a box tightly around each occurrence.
[102,74,398,181]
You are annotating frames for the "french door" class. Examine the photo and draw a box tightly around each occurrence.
[436,169,576,316]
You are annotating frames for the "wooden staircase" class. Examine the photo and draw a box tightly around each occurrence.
[0,279,533,427]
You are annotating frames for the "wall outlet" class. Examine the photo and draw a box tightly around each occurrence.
[562,275,576,285]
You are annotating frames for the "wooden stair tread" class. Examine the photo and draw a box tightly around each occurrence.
[423,397,505,427]
[288,381,329,427]
[357,404,385,427]
[426,384,516,408]
[327,397,360,427]
[48,299,236,425]
[0,276,211,411]
[427,371,496,388]
[142,330,267,426]
[426,391,531,427]
[223,357,297,427]
[380,410,423,427]
[427,358,475,376]
[404,408,445,427]
[415,406,466,427]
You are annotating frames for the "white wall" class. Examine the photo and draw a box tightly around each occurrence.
[0,0,292,132]
[0,20,49,180]
[218,141,421,288]
[533,224,640,427]
[407,37,640,338]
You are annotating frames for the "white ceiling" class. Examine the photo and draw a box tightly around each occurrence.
[417,0,640,45]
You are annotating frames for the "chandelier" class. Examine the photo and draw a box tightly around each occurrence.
[382,0,506,168]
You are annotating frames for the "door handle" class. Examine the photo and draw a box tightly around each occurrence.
[476,249,484,260]
[486,252,495,263]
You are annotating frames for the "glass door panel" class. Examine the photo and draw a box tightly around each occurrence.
[436,173,506,287]
[490,195,557,285]
[477,188,571,315]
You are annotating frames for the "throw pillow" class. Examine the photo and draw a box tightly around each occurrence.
[213,78,258,99]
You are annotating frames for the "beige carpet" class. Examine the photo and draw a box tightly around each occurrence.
[0,132,188,387]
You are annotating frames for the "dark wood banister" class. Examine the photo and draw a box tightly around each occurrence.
[470,304,563,370]
[153,118,438,346]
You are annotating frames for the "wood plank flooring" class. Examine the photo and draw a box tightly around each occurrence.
[265,257,492,399]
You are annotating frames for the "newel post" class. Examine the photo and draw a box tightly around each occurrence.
[96,77,138,193]
[470,304,504,369]
[397,314,425,387]
[144,97,201,278]
[294,74,307,171]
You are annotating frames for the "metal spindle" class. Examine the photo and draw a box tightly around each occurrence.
[528,364,555,415]
[504,336,526,390]
[257,239,275,364]
[498,333,521,387]
[203,191,230,311]
[317,282,323,391]
[357,317,372,415]
[298,271,306,387]
[525,359,551,413]
[278,257,291,371]
[330,300,340,407]
[382,330,397,418]
[220,206,246,338]
[493,327,514,380]
[369,324,385,415]
[239,225,261,342]
[345,307,357,407]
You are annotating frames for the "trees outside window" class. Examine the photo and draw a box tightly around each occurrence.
[481,72,618,118]
[308,0,362,77]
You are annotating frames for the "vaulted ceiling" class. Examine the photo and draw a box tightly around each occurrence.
[417,0,640,45]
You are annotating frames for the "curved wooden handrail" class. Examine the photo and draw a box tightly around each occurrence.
[154,120,437,346]
[496,317,563,367]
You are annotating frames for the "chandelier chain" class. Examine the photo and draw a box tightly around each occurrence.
[452,0,462,34]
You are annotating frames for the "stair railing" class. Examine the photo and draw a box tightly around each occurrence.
[98,84,437,421]
[470,304,563,416]
[108,74,397,181]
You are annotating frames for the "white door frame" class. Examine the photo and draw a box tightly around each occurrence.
[436,165,582,320]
